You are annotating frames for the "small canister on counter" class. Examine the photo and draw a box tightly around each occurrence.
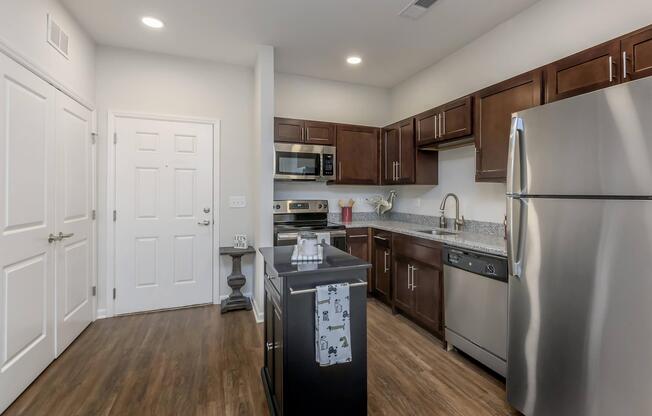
[339,199,355,223]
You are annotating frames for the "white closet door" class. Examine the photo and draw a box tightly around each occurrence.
[54,92,93,355]
[115,117,213,314]
[0,53,56,413]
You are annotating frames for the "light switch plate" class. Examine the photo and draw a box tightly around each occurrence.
[229,196,246,208]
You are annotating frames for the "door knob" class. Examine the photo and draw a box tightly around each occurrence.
[48,233,60,243]
[59,232,74,240]
[198,220,211,226]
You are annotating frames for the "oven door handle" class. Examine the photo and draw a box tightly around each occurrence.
[277,232,299,241]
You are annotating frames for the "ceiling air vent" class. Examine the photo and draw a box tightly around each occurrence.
[399,0,438,20]
[47,14,70,59]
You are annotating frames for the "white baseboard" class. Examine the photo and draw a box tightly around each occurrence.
[251,297,264,323]
[96,308,108,320]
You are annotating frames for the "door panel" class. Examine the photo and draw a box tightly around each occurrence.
[0,54,55,414]
[412,263,443,335]
[415,108,437,145]
[336,125,379,185]
[372,240,390,300]
[475,70,542,182]
[274,117,304,143]
[392,256,413,312]
[304,120,335,145]
[514,77,652,196]
[622,27,652,82]
[55,92,93,355]
[440,96,472,140]
[115,117,213,314]
[507,198,652,416]
[382,126,399,184]
[397,119,415,183]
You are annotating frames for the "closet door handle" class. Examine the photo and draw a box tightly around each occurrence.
[59,232,74,240]
[48,233,61,243]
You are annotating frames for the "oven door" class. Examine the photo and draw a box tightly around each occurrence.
[274,143,322,181]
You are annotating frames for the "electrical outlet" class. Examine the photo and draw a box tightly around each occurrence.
[229,196,246,208]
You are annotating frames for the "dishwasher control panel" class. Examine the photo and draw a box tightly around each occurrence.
[443,246,508,282]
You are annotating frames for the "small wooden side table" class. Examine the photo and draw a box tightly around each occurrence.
[219,246,255,313]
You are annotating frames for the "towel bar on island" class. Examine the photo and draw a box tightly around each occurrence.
[289,279,367,296]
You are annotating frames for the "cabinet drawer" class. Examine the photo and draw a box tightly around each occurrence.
[393,234,441,268]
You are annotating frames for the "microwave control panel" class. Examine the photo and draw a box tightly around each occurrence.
[323,154,334,177]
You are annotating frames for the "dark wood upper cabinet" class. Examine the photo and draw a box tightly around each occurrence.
[382,124,400,184]
[336,124,380,185]
[382,118,414,185]
[622,27,652,82]
[304,120,335,145]
[475,70,543,182]
[545,40,620,103]
[415,108,438,145]
[275,117,336,145]
[439,96,473,141]
[274,117,304,143]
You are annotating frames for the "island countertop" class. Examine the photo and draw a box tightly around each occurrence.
[259,245,371,277]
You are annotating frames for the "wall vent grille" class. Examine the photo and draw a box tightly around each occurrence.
[399,0,438,19]
[47,14,70,59]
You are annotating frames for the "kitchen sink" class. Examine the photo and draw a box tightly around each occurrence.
[416,229,458,236]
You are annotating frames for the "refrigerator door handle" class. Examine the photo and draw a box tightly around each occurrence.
[507,197,527,279]
[507,116,525,196]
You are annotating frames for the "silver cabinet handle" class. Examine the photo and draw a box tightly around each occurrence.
[198,220,211,226]
[59,232,74,240]
[384,250,389,273]
[397,161,401,180]
[373,235,388,241]
[434,114,438,139]
[48,233,60,243]
[442,112,446,137]
[608,55,614,82]
[338,162,342,180]
[348,234,368,238]
[407,264,413,289]
[306,127,310,141]
[411,266,418,291]
[438,112,443,138]
[623,51,629,79]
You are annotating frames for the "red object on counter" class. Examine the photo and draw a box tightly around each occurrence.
[341,206,352,223]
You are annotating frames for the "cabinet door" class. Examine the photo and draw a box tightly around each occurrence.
[347,228,371,292]
[475,70,542,182]
[265,292,274,382]
[275,117,304,143]
[393,256,414,312]
[439,96,472,141]
[622,27,652,82]
[372,234,391,302]
[397,118,415,184]
[273,306,284,414]
[545,40,620,102]
[415,108,438,145]
[382,125,400,184]
[336,125,379,185]
[304,120,335,145]
[412,262,443,336]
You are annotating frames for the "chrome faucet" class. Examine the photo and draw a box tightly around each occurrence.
[439,193,465,231]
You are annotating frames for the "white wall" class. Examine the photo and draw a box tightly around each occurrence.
[253,46,275,322]
[275,73,390,127]
[95,46,255,313]
[389,0,652,223]
[0,0,95,104]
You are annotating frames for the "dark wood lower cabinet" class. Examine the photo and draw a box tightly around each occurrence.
[347,228,372,293]
[390,234,445,340]
[371,232,392,304]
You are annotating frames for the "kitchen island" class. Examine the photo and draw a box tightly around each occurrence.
[259,245,371,416]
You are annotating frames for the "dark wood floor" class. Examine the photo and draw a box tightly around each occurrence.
[5,300,518,416]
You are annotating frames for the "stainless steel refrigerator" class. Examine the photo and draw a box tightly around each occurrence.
[506,76,652,416]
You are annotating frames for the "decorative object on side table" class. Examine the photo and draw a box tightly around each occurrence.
[219,246,255,313]
[233,233,248,249]
[366,190,397,215]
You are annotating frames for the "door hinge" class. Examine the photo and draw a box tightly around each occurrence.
[92,209,96,220]
[113,210,117,221]
[91,132,97,144]
[113,288,116,300]
[92,286,97,296]
[113,132,117,144]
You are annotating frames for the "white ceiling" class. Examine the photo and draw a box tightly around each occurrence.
[61,0,539,88]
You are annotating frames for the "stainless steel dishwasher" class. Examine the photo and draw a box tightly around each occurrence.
[443,246,508,376]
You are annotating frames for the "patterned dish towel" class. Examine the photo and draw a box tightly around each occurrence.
[315,283,352,366]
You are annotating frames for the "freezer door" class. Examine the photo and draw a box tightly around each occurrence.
[513,76,652,196]
[507,198,652,416]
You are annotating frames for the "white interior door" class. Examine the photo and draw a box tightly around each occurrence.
[115,117,213,314]
[0,53,56,413]
[54,91,93,355]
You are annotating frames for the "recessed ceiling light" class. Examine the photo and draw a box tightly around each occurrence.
[347,56,362,65]
[141,16,164,29]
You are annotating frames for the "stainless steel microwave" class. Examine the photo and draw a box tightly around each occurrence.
[273,143,336,181]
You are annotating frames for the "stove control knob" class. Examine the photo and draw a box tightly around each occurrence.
[275,204,281,210]
[318,204,323,209]
[486,264,496,275]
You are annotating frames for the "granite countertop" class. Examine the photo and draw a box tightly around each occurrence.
[333,220,507,257]
[260,245,371,277]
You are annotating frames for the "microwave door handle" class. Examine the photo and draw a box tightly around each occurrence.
[507,116,525,196]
